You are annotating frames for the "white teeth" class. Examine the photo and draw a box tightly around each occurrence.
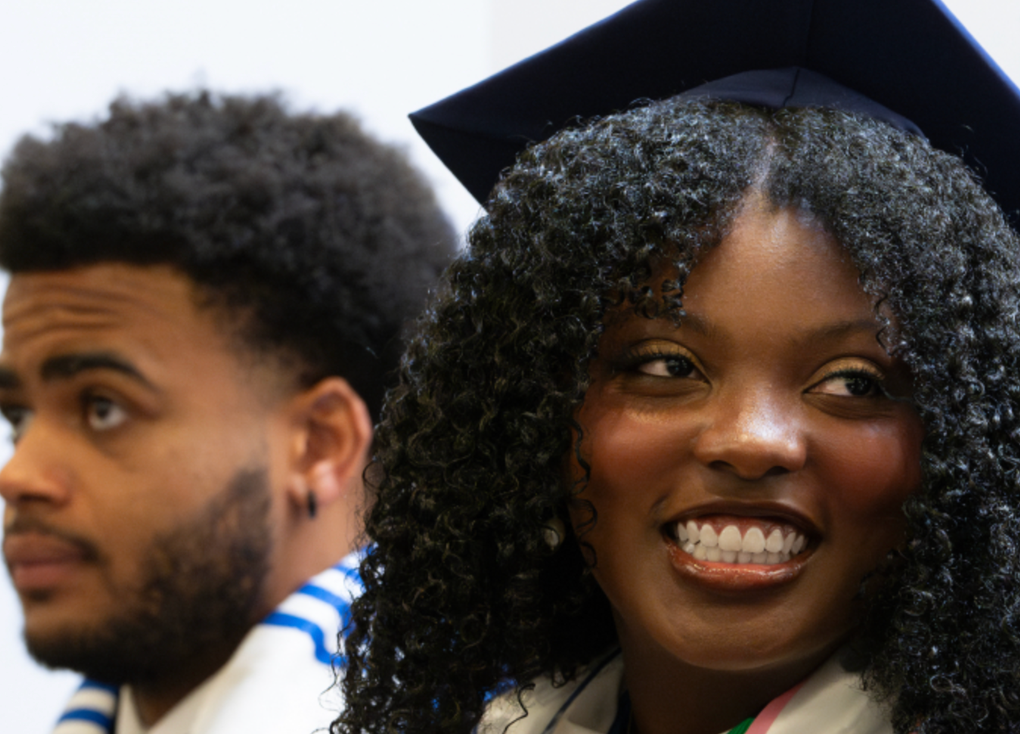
[742,527,766,554]
[718,525,742,552]
[674,519,809,566]
[782,532,795,554]
[686,521,700,543]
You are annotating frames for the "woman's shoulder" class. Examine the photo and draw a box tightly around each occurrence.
[478,650,624,734]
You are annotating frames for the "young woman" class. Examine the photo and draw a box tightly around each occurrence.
[336,4,1020,734]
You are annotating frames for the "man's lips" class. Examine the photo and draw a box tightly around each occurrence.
[3,530,95,592]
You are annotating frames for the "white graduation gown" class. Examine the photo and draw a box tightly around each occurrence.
[479,649,893,734]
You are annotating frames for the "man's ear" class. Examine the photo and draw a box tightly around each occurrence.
[285,377,373,513]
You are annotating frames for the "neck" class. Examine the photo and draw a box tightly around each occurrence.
[277,476,362,589]
[622,642,837,734]
[129,639,242,727]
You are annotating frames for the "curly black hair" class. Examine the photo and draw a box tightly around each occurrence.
[338,97,1020,734]
[0,91,456,421]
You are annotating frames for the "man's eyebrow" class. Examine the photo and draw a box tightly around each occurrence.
[39,352,156,389]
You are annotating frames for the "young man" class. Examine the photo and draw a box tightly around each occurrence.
[0,92,455,734]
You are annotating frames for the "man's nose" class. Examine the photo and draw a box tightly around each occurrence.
[0,420,72,507]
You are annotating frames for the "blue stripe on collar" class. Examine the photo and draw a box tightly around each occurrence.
[296,583,353,629]
[53,680,118,734]
[57,708,115,727]
[261,611,343,666]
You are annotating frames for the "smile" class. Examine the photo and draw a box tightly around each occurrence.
[672,518,809,565]
[664,514,815,592]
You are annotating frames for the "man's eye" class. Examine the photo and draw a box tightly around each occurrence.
[0,405,34,443]
[636,355,698,378]
[84,396,127,431]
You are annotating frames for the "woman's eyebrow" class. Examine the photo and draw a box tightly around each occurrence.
[674,313,715,337]
[38,352,156,390]
[792,319,886,345]
[678,314,882,343]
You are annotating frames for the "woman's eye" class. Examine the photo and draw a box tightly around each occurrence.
[636,355,698,378]
[85,395,128,430]
[1,405,33,443]
[812,371,884,398]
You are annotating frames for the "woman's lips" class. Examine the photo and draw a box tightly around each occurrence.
[664,513,815,591]
[3,532,89,592]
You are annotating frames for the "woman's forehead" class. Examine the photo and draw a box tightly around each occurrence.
[605,217,910,377]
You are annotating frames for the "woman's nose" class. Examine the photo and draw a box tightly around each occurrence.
[691,387,807,480]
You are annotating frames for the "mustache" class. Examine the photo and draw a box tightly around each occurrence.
[3,516,101,562]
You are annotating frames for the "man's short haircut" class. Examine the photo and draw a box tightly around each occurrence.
[0,91,456,421]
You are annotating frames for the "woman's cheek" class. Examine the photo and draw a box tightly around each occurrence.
[815,411,924,521]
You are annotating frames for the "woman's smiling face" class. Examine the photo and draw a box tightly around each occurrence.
[570,200,924,683]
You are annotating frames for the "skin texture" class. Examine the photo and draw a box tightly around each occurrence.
[0,263,373,725]
[572,201,923,734]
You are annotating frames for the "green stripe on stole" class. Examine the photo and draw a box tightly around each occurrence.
[726,718,754,734]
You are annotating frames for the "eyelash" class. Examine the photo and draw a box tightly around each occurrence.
[811,367,889,397]
[620,348,700,378]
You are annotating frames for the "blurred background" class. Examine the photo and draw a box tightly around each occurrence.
[1,1,1017,731]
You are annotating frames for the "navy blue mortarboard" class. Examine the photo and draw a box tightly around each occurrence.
[410,0,1020,222]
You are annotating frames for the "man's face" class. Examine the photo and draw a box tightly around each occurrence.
[0,263,293,683]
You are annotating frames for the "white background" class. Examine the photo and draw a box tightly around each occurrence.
[0,1,1017,732]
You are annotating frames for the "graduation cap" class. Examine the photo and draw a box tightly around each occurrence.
[410,0,1020,223]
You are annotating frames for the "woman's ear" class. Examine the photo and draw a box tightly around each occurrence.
[285,377,373,514]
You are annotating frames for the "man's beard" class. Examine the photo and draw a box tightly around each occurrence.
[23,467,273,685]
